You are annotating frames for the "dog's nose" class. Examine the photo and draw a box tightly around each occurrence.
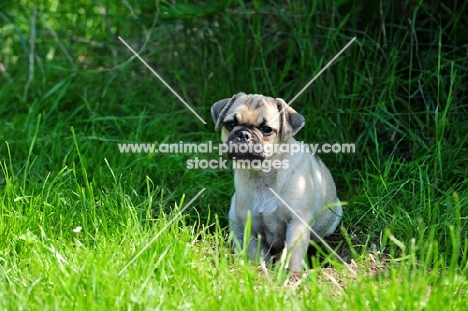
[236,130,251,143]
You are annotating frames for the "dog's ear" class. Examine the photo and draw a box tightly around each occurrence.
[276,98,305,141]
[211,92,244,130]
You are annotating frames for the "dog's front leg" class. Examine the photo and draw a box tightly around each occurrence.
[285,221,311,271]
[247,234,271,266]
[230,222,245,253]
[231,222,271,265]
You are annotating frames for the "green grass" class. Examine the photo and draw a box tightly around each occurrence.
[1,0,467,309]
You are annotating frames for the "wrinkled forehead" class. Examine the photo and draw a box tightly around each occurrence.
[224,94,280,127]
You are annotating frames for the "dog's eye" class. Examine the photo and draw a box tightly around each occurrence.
[224,121,236,131]
[261,126,274,135]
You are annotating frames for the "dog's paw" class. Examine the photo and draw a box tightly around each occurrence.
[284,270,308,288]
[289,271,302,283]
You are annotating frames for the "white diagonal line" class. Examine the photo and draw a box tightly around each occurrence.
[117,188,206,276]
[118,36,207,125]
[288,37,356,106]
[270,37,356,123]
[269,188,356,275]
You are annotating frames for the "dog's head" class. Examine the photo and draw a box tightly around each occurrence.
[211,92,305,160]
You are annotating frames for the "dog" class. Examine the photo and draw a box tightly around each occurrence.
[211,92,343,271]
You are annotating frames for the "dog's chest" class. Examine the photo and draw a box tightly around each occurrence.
[251,189,277,214]
[239,189,289,239]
